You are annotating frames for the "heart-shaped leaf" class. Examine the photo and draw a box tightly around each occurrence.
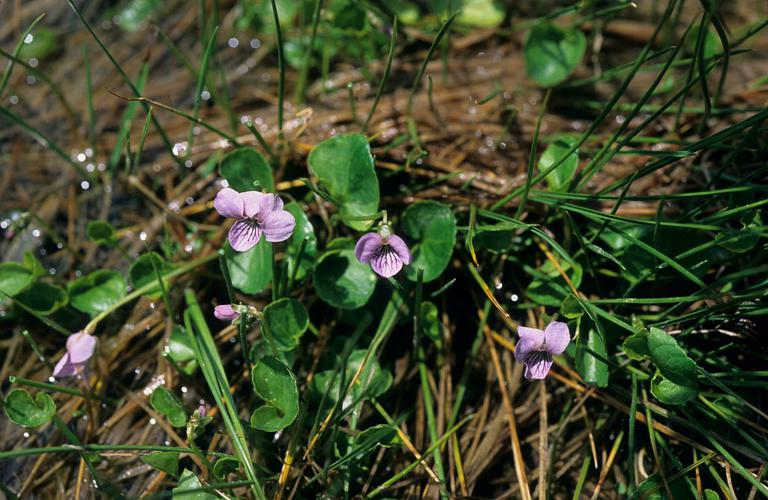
[621,330,650,361]
[129,252,173,297]
[219,148,274,192]
[651,371,698,405]
[0,262,36,297]
[67,270,126,317]
[308,133,380,231]
[249,356,299,432]
[310,350,392,407]
[149,386,187,427]
[402,201,457,283]
[212,456,241,480]
[141,451,180,478]
[647,327,698,390]
[172,469,217,500]
[538,137,579,191]
[314,249,377,310]
[524,21,586,87]
[285,202,317,281]
[167,327,198,375]
[3,389,56,427]
[263,298,309,351]
[87,220,117,246]
[225,239,272,294]
[16,282,68,315]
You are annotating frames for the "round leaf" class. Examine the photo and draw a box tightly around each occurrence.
[87,220,116,245]
[314,249,376,310]
[524,21,586,87]
[285,202,317,281]
[249,356,299,432]
[308,133,380,231]
[149,386,187,427]
[129,251,173,296]
[225,239,272,294]
[16,282,68,315]
[457,0,505,28]
[647,327,698,389]
[3,389,56,427]
[263,298,309,351]
[402,201,457,283]
[0,262,35,297]
[651,372,698,405]
[67,270,126,317]
[219,147,274,192]
[538,137,579,191]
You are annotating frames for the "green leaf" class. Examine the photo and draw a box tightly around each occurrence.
[285,202,317,281]
[140,451,179,478]
[168,327,198,375]
[559,294,583,319]
[647,327,699,389]
[23,251,46,279]
[16,282,68,315]
[114,0,163,32]
[526,259,582,306]
[129,252,173,297]
[225,239,272,294]
[354,423,400,449]
[18,27,58,60]
[263,298,309,351]
[472,223,522,254]
[314,249,377,310]
[716,209,762,253]
[651,371,698,405]
[149,386,187,427]
[249,356,299,432]
[3,389,56,427]
[524,21,586,87]
[172,469,217,500]
[575,325,608,387]
[703,489,720,500]
[219,148,274,192]
[402,201,457,282]
[420,301,442,342]
[308,133,380,231]
[0,262,35,296]
[457,0,505,28]
[212,456,241,480]
[538,137,579,191]
[310,350,392,406]
[87,220,117,245]
[621,330,649,361]
[67,270,126,317]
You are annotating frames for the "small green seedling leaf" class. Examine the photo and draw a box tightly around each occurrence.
[18,27,58,60]
[87,220,117,246]
[67,270,126,317]
[114,0,163,32]
[250,356,299,432]
[420,301,442,342]
[212,456,241,480]
[651,371,698,405]
[225,239,272,294]
[457,0,505,28]
[168,327,198,375]
[16,282,68,315]
[0,262,36,296]
[129,252,173,297]
[172,469,217,500]
[219,148,274,192]
[149,386,187,427]
[23,251,45,279]
[524,21,586,87]
[575,325,608,387]
[308,133,380,231]
[647,327,698,397]
[716,210,762,253]
[538,137,579,191]
[621,330,649,361]
[314,249,376,310]
[310,350,392,407]
[3,389,56,427]
[402,201,457,283]
[285,202,317,281]
[140,451,180,478]
[263,298,309,351]
[559,294,583,320]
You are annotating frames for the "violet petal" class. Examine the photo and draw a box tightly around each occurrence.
[241,191,268,219]
[261,209,296,242]
[544,321,570,355]
[228,219,262,252]
[53,353,77,378]
[523,351,553,380]
[214,304,240,321]
[370,247,404,278]
[517,326,545,347]
[66,331,96,364]
[386,235,411,265]
[354,233,382,264]
[214,188,245,218]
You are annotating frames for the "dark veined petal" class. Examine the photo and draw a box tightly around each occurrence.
[522,350,554,380]
[214,188,246,218]
[261,209,296,242]
[228,219,262,252]
[66,331,96,364]
[355,233,383,264]
[371,246,404,278]
[544,321,570,355]
[386,234,411,265]
[514,337,538,364]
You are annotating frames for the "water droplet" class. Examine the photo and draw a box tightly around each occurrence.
[181,386,188,393]
[24,34,33,44]
[48,377,55,383]
[228,37,239,48]
[200,90,211,101]
[139,231,147,241]
[29,58,38,68]
[77,153,86,162]
[8,95,18,105]
[31,229,41,238]
[149,418,156,425]
[23,432,30,438]
[26,75,36,85]
[250,38,261,49]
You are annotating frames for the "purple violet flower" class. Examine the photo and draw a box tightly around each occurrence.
[214,304,240,321]
[514,321,570,380]
[214,187,296,252]
[53,331,96,378]
[355,224,412,278]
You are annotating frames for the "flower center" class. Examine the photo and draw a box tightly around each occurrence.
[523,349,552,366]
